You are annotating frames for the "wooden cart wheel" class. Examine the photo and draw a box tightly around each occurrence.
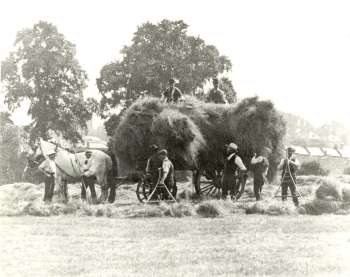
[192,169,222,197]
[193,169,246,199]
[136,178,151,203]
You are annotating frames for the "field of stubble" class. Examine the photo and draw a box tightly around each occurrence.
[1,215,350,276]
[1,175,350,276]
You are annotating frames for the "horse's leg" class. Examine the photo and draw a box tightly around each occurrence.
[108,183,116,203]
[63,180,69,203]
[89,180,98,205]
[56,175,64,202]
[97,175,108,203]
[81,178,87,201]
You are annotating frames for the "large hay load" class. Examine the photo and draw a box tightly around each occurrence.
[113,96,286,192]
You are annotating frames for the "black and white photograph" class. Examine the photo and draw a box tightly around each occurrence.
[1,0,350,276]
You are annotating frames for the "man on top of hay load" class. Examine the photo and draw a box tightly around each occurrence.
[158,149,177,199]
[38,150,57,203]
[250,147,270,201]
[163,78,183,103]
[222,143,247,200]
[278,147,300,206]
[207,78,227,104]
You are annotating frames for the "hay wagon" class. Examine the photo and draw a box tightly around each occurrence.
[124,166,247,203]
[112,96,285,203]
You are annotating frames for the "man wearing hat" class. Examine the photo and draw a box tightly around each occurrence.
[278,147,300,206]
[250,147,270,200]
[157,149,177,199]
[145,144,162,195]
[38,150,57,202]
[207,78,227,104]
[163,78,183,103]
[222,143,247,200]
[81,149,97,203]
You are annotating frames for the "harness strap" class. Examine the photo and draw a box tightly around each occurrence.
[38,139,77,179]
[55,162,76,179]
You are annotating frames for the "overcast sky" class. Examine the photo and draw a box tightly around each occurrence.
[1,0,350,127]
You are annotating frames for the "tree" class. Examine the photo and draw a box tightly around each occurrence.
[219,77,237,103]
[0,111,13,126]
[97,19,233,120]
[1,21,97,143]
[0,123,25,184]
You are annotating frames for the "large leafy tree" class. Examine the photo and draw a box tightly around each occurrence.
[0,112,13,126]
[1,21,97,143]
[97,19,233,120]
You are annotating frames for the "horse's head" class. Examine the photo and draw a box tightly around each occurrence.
[27,143,45,167]
[22,142,46,181]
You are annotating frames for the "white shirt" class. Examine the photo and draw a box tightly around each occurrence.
[162,157,172,174]
[49,159,56,175]
[278,157,300,170]
[251,156,264,164]
[227,154,247,171]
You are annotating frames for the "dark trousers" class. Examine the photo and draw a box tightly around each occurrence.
[44,175,55,202]
[222,176,238,198]
[81,176,97,202]
[253,174,265,200]
[281,180,299,206]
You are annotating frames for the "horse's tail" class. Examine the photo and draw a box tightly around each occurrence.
[106,155,114,185]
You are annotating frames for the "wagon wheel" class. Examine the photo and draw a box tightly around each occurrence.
[193,169,247,199]
[136,177,151,203]
[192,169,222,197]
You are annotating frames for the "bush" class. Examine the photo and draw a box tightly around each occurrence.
[343,167,350,175]
[298,161,329,176]
[0,124,27,184]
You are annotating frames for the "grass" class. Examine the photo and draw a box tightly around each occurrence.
[1,215,350,276]
[2,175,350,217]
[1,175,350,276]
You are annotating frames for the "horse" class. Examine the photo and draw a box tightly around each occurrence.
[24,138,116,204]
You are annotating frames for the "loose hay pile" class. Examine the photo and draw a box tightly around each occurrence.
[2,175,350,217]
[300,177,350,215]
[245,200,298,215]
[113,96,286,179]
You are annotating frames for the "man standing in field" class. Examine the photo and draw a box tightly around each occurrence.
[207,78,227,104]
[163,78,183,103]
[278,147,300,206]
[145,144,162,195]
[158,149,177,199]
[250,147,270,200]
[81,150,98,203]
[38,150,57,203]
[221,143,247,200]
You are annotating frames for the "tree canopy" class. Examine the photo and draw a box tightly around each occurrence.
[97,19,233,118]
[1,21,97,143]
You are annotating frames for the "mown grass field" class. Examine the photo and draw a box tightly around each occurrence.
[1,215,350,276]
[1,175,350,276]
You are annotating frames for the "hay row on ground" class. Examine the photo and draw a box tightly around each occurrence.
[113,96,286,180]
[2,175,350,217]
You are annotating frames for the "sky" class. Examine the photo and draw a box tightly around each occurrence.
[1,0,350,128]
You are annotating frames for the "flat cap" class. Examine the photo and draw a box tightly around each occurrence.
[47,150,56,156]
[157,149,168,156]
[227,142,238,150]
